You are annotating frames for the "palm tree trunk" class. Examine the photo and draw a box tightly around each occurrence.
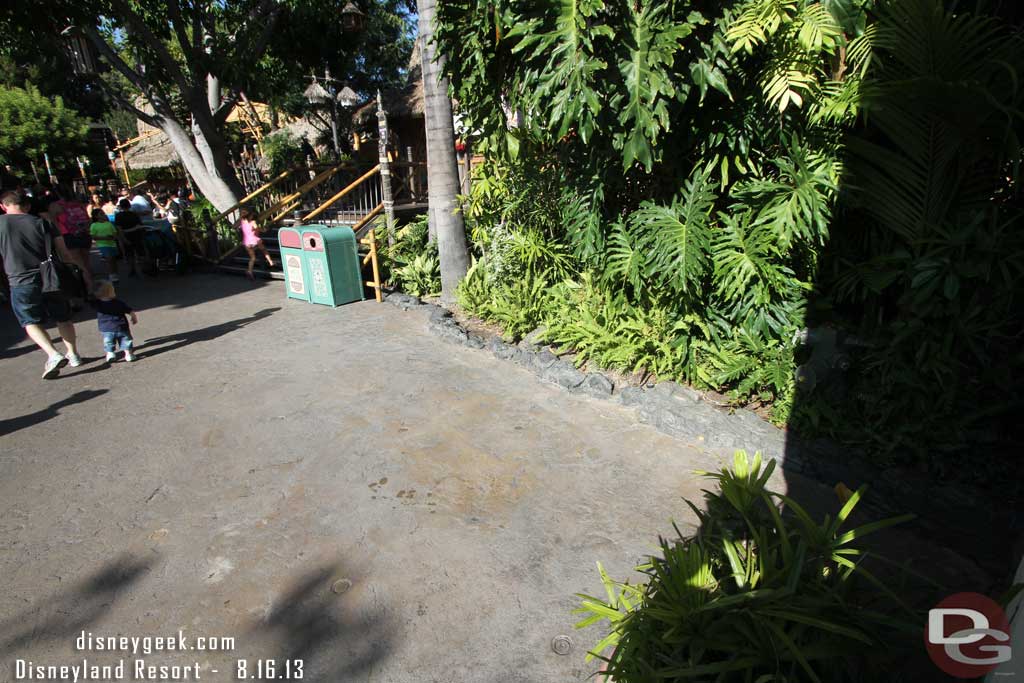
[418,0,470,306]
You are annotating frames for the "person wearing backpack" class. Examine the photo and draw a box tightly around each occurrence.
[51,188,94,290]
[0,191,82,379]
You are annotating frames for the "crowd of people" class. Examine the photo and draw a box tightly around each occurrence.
[0,177,183,379]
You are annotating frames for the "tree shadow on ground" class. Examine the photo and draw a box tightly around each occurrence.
[770,9,1023,682]
[0,272,276,356]
[251,563,396,681]
[0,389,108,437]
[135,307,280,360]
[0,553,156,654]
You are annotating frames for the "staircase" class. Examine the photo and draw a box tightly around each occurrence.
[216,228,286,280]
[210,159,427,291]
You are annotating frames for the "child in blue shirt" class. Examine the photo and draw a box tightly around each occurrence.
[91,281,138,362]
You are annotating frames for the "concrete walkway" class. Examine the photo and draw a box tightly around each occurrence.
[0,274,958,681]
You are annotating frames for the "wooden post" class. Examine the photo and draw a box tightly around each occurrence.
[113,134,131,186]
[43,153,56,185]
[367,228,382,302]
[376,91,397,248]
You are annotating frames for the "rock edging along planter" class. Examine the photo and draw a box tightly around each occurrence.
[382,291,1015,585]
[384,291,809,476]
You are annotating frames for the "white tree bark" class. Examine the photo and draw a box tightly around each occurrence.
[418,0,470,306]
[162,117,241,211]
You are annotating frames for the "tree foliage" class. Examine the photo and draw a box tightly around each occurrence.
[436,0,1024,478]
[0,86,89,167]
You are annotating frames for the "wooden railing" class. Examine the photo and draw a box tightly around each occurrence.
[213,168,298,224]
[303,165,381,222]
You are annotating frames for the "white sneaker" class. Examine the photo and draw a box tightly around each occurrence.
[123,350,136,362]
[42,354,67,379]
[66,353,83,367]
[105,352,117,363]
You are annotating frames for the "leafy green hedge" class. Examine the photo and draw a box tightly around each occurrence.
[437,0,1023,477]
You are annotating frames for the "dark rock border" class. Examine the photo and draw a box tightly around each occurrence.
[388,293,802,474]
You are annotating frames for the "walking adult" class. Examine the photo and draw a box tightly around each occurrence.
[52,189,95,290]
[0,191,82,379]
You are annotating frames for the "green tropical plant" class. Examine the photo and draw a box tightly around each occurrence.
[262,130,306,176]
[0,85,88,167]
[435,0,1023,480]
[383,214,443,298]
[576,451,921,682]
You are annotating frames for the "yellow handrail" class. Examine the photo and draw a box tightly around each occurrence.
[256,162,352,225]
[351,203,383,234]
[213,167,296,223]
[302,165,381,222]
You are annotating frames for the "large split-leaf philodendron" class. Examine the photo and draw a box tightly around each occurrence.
[432,0,1023,479]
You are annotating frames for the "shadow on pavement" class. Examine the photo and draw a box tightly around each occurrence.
[253,564,395,681]
[0,389,109,437]
[0,553,156,654]
[136,307,280,360]
[0,272,276,356]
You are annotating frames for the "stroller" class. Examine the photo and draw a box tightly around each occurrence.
[142,221,187,275]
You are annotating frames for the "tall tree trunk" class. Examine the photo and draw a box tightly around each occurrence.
[161,117,241,212]
[418,0,470,306]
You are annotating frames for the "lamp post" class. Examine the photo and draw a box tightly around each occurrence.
[341,2,366,33]
[304,70,343,156]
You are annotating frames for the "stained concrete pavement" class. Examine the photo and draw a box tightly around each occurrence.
[0,272,972,682]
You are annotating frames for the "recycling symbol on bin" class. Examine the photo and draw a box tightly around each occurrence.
[311,260,328,297]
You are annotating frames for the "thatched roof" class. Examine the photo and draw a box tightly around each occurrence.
[353,40,424,126]
[123,130,180,170]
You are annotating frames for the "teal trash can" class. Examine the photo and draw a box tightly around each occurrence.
[300,225,364,306]
[278,228,309,301]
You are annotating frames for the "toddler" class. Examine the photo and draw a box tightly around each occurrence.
[91,281,138,362]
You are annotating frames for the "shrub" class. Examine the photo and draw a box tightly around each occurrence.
[576,452,920,682]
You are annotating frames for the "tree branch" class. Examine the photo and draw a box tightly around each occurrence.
[213,91,242,126]
[94,79,161,127]
[81,25,151,95]
[166,0,200,78]
[108,0,194,99]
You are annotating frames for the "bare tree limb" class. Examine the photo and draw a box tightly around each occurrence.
[213,91,242,127]
[81,25,151,95]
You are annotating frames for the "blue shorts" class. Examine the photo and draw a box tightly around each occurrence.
[9,282,73,328]
[98,246,119,259]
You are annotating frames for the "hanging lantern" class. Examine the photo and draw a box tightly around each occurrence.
[303,80,331,105]
[61,27,98,75]
[336,86,360,108]
[341,2,366,33]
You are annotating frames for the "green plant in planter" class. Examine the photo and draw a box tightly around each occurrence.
[576,452,920,682]
[393,250,441,298]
